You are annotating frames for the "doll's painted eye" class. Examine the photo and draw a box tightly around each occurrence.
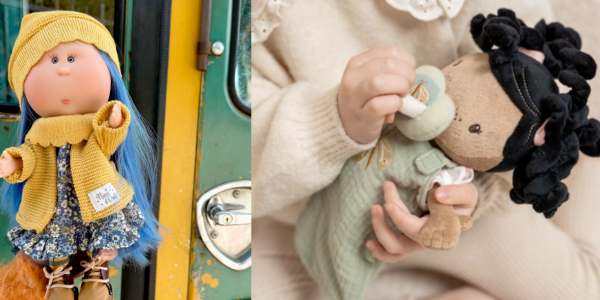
[52,57,58,64]
[67,57,75,63]
[469,124,482,134]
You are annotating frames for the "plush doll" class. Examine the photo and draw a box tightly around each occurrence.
[295,8,600,300]
[0,11,161,300]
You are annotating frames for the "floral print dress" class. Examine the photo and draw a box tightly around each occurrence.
[8,143,145,261]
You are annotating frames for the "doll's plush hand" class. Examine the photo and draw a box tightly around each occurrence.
[338,47,417,144]
[0,151,22,178]
[108,102,123,128]
[367,181,478,263]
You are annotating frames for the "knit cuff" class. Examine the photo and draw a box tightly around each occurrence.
[3,145,35,184]
[300,85,378,167]
[93,100,131,156]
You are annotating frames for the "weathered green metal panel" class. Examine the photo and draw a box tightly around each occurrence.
[0,115,19,265]
[190,0,251,298]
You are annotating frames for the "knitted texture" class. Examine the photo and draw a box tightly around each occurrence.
[295,125,456,300]
[8,11,120,106]
[2,101,133,233]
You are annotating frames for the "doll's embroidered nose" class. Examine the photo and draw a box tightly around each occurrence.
[57,67,70,75]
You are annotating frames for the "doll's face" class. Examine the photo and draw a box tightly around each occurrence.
[23,41,111,118]
[434,53,523,171]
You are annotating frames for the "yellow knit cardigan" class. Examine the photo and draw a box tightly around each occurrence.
[3,101,134,233]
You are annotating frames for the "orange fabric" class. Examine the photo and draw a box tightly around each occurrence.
[0,252,47,300]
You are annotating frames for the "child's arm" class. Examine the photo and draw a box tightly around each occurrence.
[0,145,35,183]
[253,44,416,218]
[93,101,131,156]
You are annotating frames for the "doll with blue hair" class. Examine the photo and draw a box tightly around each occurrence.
[0,11,161,300]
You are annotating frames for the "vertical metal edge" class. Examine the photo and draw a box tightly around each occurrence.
[197,0,212,71]
[113,0,126,74]
[147,0,171,299]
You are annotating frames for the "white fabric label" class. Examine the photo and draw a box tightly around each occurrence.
[88,183,120,212]
[429,166,475,189]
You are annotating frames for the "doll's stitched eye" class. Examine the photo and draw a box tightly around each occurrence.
[67,56,74,63]
[469,124,482,134]
[52,57,58,64]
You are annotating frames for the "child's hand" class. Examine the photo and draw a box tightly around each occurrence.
[367,181,478,263]
[338,47,417,144]
[0,151,22,178]
[108,102,123,128]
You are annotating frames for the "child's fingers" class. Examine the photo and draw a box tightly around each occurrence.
[371,205,404,253]
[363,95,403,122]
[383,181,409,213]
[384,202,427,238]
[366,240,406,263]
[357,74,410,105]
[384,113,395,124]
[435,183,479,209]
[349,58,416,86]
[347,46,416,70]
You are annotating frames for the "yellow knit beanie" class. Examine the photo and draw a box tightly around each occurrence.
[8,11,121,107]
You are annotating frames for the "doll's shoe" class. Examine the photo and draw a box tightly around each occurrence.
[78,257,113,300]
[43,264,77,300]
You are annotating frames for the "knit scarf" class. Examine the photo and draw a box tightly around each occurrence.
[25,113,95,147]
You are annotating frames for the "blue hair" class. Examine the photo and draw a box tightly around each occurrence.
[1,50,162,268]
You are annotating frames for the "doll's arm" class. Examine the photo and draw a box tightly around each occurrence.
[252,43,376,218]
[1,144,36,183]
[93,100,131,156]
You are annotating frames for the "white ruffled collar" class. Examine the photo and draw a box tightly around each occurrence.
[250,0,465,45]
[385,0,464,21]
[252,0,295,44]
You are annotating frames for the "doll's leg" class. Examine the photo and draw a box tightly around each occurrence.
[78,250,114,300]
[420,184,471,250]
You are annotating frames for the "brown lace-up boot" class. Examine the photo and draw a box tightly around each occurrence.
[43,263,77,300]
[78,256,113,300]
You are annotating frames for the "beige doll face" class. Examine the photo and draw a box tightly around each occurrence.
[23,41,111,118]
[434,53,523,172]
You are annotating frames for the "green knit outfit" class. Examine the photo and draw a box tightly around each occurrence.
[296,125,456,300]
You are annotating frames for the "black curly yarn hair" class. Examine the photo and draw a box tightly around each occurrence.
[471,8,600,218]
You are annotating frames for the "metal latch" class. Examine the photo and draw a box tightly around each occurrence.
[207,196,251,226]
[196,180,251,270]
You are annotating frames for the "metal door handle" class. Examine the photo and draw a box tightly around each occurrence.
[209,205,251,225]
[196,181,251,270]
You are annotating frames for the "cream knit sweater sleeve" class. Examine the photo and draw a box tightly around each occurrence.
[252,44,377,218]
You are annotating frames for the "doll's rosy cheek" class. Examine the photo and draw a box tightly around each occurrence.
[23,59,57,117]
[73,45,112,110]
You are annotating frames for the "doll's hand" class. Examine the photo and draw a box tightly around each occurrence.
[108,102,123,128]
[338,47,416,144]
[0,151,22,177]
[367,181,478,263]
